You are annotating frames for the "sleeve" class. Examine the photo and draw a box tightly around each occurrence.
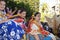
[40,26,49,35]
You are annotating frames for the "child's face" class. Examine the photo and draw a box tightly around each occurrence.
[35,14,41,21]
[19,11,26,18]
[0,1,6,11]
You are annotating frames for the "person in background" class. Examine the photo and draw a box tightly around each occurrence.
[42,22,53,33]
[0,0,7,21]
[27,12,56,40]
[0,0,12,24]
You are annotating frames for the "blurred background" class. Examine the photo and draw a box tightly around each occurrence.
[5,0,60,22]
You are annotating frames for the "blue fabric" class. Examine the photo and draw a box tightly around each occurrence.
[29,35,35,40]
[39,34,52,40]
[0,20,25,40]
[38,34,43,40]
[26,34,52,40]
[43,36,52,40]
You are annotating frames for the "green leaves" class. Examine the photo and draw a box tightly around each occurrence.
[5,0,39,20]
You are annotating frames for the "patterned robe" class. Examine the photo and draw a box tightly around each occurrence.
[0,20,25,40]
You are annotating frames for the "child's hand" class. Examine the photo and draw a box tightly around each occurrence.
[6,7,17,15]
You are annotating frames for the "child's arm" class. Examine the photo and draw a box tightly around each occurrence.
[8,14,19,19]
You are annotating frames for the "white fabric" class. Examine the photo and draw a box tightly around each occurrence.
[31,24,39,30]
[0,11,7,21]
[29,24,40,35]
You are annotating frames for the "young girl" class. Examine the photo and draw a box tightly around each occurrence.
[0,0,7,21]
[27,12,56,40]
[13,9,26,29]
[14,9,27,40]
[6,9,27,29]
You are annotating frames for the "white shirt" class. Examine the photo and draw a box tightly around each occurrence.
[29,24,41,35]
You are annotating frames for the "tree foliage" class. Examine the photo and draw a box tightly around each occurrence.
[5,0,39,20]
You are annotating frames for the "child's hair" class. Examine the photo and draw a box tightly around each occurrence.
[19,8,26,13]
[0,0,5,2]
[31,12,41,20]
[34,12,40,17]
[29,12,41,24]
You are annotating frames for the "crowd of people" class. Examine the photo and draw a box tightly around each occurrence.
[0,0,57,40]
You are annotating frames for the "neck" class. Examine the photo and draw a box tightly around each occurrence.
[35,20,39,22]
[35,20,41,24]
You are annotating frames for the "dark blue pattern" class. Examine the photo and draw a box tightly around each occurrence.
[0,20,25,40]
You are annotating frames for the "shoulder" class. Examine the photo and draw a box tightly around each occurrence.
[14,18,24,23]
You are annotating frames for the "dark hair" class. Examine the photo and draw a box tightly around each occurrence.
[0,0,5,2]
[28,12,41,22]
[34,12,40,17]
[20,9,26,13]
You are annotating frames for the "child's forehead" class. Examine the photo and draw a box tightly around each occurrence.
[0,1,6,5]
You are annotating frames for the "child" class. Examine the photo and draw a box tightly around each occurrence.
[14,9,27,30]
[14,9,27,40]
[27,12,56,40]
[0,0,7,21]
